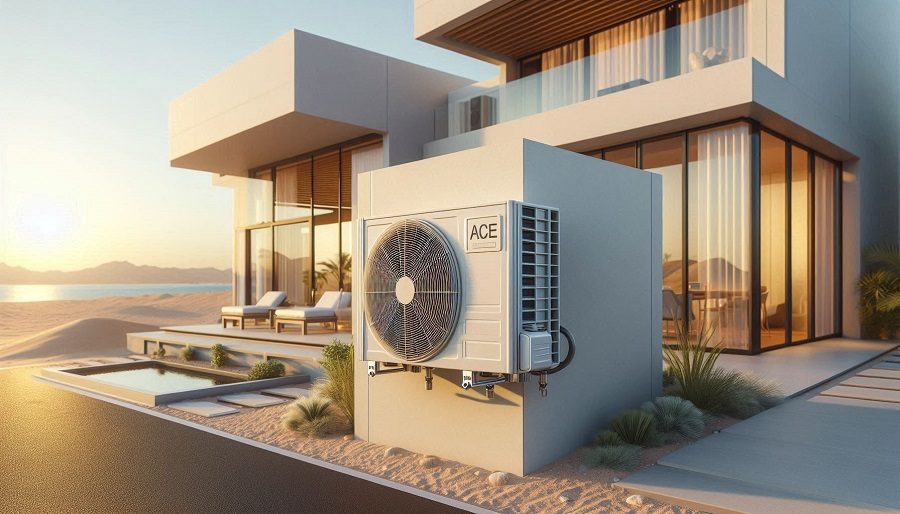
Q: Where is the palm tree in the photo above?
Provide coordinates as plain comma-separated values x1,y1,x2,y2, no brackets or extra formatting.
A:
859,243,900,338
318,252,352,289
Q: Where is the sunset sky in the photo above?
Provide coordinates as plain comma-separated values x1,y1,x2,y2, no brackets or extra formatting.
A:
0,0,496,272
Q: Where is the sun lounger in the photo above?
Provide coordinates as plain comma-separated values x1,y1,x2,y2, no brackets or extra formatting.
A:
274,291,350,334
221,291,287,329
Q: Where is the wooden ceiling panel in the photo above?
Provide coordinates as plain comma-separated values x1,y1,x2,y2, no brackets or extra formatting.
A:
446,0,674,59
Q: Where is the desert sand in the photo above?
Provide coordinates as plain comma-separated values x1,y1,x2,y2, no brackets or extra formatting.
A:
0,291,229,367
3,290,710,512
159,398,730,513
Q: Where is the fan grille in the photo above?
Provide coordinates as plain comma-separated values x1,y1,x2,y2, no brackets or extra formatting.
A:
364,219,461,362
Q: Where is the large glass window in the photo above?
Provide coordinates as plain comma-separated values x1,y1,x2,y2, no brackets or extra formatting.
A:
688,122,752,350
275,159,312,221
643,137,685,339
313,151,341,302
603,145,636,168
248,228,272,305
593,121,840,353
243,137,380,309
760,132,787,348
275,222,310,305
791,146,810,342
814,156,838,337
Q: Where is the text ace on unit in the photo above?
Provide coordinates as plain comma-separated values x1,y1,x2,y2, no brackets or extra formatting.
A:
466,215,502,253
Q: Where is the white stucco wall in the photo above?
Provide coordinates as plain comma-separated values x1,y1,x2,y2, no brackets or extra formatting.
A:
354,140,660,474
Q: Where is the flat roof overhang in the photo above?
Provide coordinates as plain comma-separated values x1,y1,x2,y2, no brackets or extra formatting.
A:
417,0,672,63
169,30,389,177
170,112,379,176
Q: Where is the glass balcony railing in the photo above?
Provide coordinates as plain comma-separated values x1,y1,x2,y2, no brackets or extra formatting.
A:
444,3,746,137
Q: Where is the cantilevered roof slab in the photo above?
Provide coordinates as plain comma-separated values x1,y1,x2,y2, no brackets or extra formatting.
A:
170,30,389,176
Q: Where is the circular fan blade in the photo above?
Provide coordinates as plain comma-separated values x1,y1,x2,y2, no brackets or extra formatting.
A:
364,219,461,362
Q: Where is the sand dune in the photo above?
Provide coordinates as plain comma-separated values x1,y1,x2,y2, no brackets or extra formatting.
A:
0,318,156,367
0,291,229,367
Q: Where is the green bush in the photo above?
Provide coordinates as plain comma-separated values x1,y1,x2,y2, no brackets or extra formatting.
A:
282,397,339,437
858,244,900,338
248,359,286,380
152,346,166,359
314,340,354,423
583,445,641,471
594,430,624,447
210,344,227,368
662,366,675,387
664,321,784,419
641,396,705,442
611,410,659,447
179,346,195,362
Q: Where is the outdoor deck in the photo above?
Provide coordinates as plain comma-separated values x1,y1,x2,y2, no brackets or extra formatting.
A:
126,324,352,379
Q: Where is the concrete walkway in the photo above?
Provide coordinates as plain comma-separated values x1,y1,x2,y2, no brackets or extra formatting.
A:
717,338,897,397
620,342,900,513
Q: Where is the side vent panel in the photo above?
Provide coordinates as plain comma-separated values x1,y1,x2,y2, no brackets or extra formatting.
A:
518,204,560,368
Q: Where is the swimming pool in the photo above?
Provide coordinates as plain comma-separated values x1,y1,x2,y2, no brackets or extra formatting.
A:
41,361,305,406
75,362,242,395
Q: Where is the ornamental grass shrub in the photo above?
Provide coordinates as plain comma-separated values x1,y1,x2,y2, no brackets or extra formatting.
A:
583,444,641,471
313,340,354,424
282,397,342,437
641,396,705,442
179,345,195,362
664,321,783,419
593,430,625,447
611,409,660,447
210,344,227,368
248,359,285,380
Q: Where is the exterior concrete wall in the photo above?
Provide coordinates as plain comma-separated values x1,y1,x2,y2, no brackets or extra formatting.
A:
521,140,662,472
354,140,659,474
170,30,472,175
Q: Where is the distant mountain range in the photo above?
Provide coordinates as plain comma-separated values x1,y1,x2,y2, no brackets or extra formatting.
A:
0,261,231,285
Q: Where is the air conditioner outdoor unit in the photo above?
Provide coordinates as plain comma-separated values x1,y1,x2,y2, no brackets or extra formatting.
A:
360,201,564,393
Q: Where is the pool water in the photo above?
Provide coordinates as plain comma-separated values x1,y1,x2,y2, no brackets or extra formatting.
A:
80,363,242,395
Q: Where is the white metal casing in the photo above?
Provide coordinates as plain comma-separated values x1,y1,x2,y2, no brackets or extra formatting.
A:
360,201,559,374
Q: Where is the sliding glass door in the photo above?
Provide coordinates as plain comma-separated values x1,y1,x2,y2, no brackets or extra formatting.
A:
593,120,841,353
688,123,752,350
242,137,382,309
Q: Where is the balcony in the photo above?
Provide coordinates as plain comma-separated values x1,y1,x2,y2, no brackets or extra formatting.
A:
443,1,746,137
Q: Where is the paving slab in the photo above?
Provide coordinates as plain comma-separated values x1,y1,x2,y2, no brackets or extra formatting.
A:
617,465,877,514
841,376,900,391
99,357,135,364
657,432,900,509
874,361,900,370
218,393,286,408
857,368,900,380
820,385,900,403
723,398,900,458
810,395,900,411
77,360,105,366
260,385,313,399
168,401,238,418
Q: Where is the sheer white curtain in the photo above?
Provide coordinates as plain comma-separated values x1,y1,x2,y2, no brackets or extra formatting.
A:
540,41,584,110
274,223,310,305
680,0,746,72
689,123,752,349
814,157,836,337
589,10,666,94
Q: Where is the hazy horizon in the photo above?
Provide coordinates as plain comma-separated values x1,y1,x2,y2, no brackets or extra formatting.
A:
0,0,497,273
